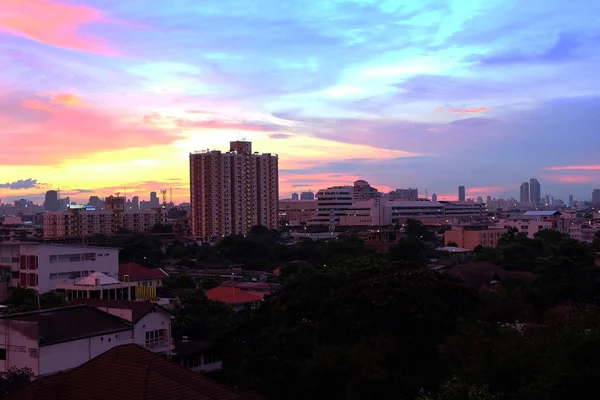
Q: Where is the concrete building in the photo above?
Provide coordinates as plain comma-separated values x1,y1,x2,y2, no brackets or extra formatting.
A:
520,182,530,203
43,207,167,239
458,186,466,201
500,210,563,238
278,200,318,225
0,303,173,377
389,188,419,201
0,243,119,294
189,141,279,240
353,180,380,200
310,186,354,225
57,271,159,301
43,191,59,212
338,198,486,226
0,217,42,243
444,225,508,250
529,178,541,205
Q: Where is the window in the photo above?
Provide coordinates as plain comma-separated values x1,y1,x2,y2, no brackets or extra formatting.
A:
145,329,165,348
29,348,38,358
0,349,5,360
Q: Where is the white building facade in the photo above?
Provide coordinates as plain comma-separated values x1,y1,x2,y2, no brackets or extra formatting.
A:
0,243,119,293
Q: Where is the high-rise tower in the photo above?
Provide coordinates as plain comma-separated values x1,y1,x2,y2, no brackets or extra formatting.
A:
529,178,541,205
520,182,530,203
189,141,279,240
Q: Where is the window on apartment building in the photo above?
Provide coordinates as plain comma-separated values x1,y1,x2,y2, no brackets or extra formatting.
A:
0,349,5,360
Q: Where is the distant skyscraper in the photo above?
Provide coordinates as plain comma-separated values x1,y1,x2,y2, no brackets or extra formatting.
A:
592,189,600,208
132,196,139,210
544,194,550,206
520,182,530,203
150,192,160,208
300,191,315,200
44,190,59,212
432,193,438,202
486,196,492,205
569,194,574,207
291,192,299,200
476,196,483,203
189,141,279,239
458,186,466,201
529,178,541,205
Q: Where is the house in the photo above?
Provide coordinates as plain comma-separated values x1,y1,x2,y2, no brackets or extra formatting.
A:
6,344,265,400
118,262,168,287
171,339,222,373
500,210,564,238
0,305,134,376
206,287,263,312
0,243,119,294
56,271,157,301
72,298,174,355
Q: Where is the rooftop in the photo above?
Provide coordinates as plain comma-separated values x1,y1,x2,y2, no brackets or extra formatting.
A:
119,263,169,282
523,210,561,216
75,272,121,286
71,299,170,324
0,305,131,346
6,344,254,400
206,287,263,304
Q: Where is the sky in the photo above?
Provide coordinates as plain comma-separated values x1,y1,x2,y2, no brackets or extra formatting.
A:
1,0,599,204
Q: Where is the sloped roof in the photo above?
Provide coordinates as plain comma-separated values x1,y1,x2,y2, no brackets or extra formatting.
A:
444,262,533,289
71,299,170,324
206,287,263,304
6,344,251,400
0,305,131,346
523,210,561,216
76,272,120,286
119,263,169,281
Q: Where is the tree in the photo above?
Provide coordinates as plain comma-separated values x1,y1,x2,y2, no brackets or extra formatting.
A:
221,261,479,400
172,291,234,340
593,230,600,252
388,237,429,266
0,367,33,396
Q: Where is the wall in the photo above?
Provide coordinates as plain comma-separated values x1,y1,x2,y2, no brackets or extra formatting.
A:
0,320,40,375
134,309,172,353
38,331,133,375
16,244,119,293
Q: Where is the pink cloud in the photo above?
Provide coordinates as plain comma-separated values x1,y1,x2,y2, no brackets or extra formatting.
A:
0,0,115,55
448,107,491,113
544,165,600,171
544,175,595,184
1,97,181,165
176,119,283,132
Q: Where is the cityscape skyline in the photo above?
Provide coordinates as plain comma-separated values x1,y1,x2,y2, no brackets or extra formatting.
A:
1,0,600,203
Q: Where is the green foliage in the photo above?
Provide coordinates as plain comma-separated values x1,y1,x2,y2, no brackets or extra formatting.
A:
221,260,479,400
3,289,66,314
172,291,235,340
0,367,33,397
388,237,429,266
593,230,600,252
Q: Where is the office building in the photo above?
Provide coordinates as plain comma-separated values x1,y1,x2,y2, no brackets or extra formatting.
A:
529,178,541,205
520,182,530,203
458,186,466,201
353,180,380,200
444,225,508,250
44,190,59,212
310,186,354,225
291,192,299,200
300,191,315,200
432,193,438,202
189,141,279,239
593,189,600,208
545,194,550,206
569,194,574,207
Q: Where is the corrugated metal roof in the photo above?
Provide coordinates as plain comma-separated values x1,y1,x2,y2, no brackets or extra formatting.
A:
523,210,561,216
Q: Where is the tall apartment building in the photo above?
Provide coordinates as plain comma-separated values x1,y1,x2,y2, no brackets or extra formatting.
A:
189,141,279,239
520,182,530,203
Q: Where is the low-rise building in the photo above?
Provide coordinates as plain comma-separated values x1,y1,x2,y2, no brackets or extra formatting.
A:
278,200,318,226
5,344,254,400
500,210,563,238
0,306,134,376
119,263,169,287
444,225,508,250
56,272,157,301
172,339,223,373
206,286,263,312
72,299,174,355
0,243,119,294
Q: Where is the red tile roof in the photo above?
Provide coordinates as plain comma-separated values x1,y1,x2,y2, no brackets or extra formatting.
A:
119,263,169,282
206,287,263,304
7,344,255,400
71,299,171,324
0,306,131,346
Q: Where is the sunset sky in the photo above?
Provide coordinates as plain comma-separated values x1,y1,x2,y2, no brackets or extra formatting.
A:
1,0,599,204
